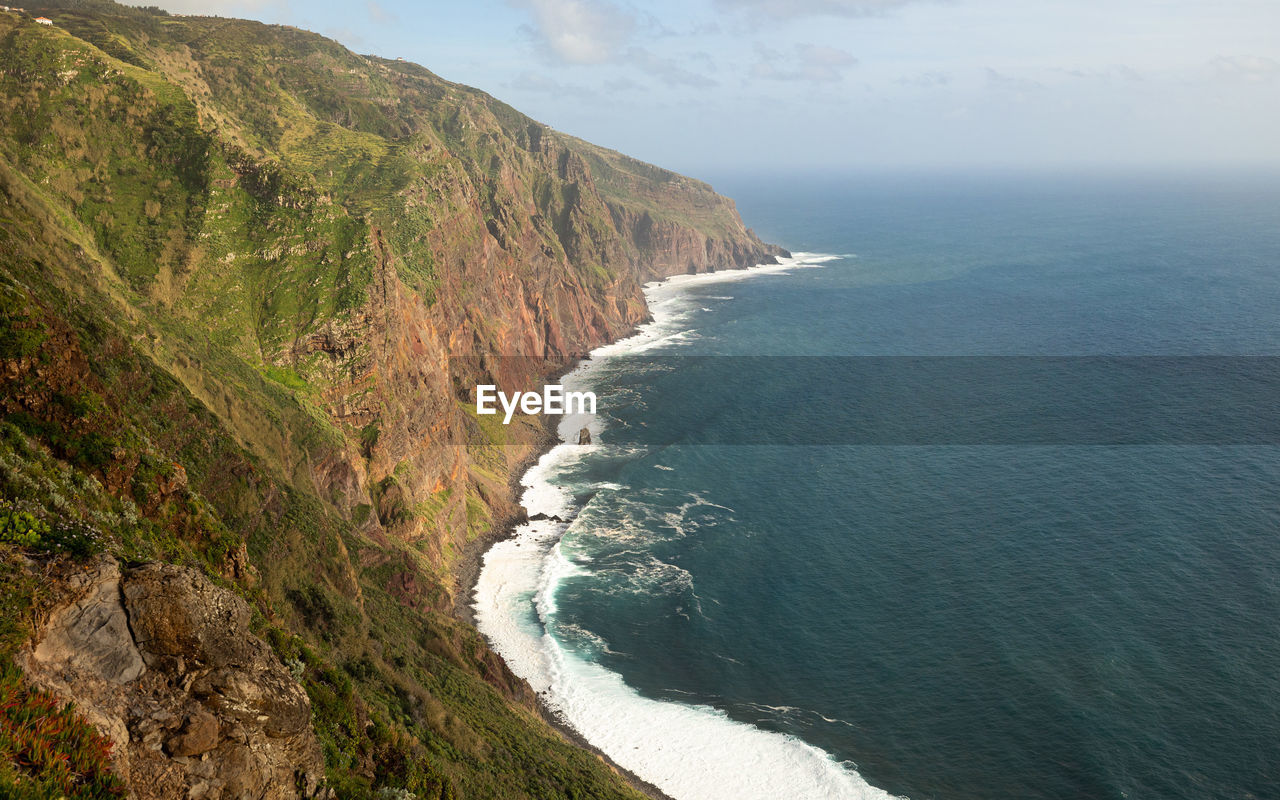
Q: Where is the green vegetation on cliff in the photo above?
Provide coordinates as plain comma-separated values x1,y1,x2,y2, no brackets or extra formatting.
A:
0,1,782,797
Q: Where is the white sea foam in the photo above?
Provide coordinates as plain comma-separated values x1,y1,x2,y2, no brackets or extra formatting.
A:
475,253,903,800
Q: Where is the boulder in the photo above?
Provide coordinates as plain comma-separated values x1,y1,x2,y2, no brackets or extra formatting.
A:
19,559,328,800
167,709,220,757
122,563,255,672
31,558,145,684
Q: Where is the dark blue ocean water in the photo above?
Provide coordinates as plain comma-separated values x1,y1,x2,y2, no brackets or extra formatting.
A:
534,173,1280,800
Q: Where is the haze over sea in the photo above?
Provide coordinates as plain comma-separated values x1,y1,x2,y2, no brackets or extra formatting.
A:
475,171,1280,800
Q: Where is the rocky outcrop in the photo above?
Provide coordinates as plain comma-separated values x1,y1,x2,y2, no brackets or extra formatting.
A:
606,203,783,282
31,560,145,687
19,558,327,800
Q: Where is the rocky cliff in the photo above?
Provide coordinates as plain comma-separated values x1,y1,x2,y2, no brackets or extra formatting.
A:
20,558,326,799
0,1,784,797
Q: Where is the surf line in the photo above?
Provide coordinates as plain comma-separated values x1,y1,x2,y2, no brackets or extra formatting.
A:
474,254,909,800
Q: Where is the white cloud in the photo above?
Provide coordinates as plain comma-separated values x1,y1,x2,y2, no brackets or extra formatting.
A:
366,0,395,25
508,71,601,98
604,77,643,92
514,0,635,64
1209,55,1280,83
897,71,950,87
628,47,718,88
509,0,716,88
751,43,857,83
985,68,1044,93
717,0,930,19
1057,65,1143,83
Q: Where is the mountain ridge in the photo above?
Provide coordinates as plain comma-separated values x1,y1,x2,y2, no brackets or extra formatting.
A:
0,1,784,797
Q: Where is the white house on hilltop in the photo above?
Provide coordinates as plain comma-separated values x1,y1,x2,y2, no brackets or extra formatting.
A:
35,16,52,25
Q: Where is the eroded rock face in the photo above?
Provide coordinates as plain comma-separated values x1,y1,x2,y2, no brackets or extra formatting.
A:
19,559,327,800
124,564,255,673
32,559,144,685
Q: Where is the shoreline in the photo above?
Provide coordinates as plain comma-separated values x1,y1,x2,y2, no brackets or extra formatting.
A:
452,419,555,627
454,255,827,800
449,326,678,800
452,256,805,620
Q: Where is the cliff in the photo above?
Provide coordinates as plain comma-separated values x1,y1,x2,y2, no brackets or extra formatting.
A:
0,1,784,797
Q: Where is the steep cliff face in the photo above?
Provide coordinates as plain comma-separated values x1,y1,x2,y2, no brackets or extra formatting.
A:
0,1,784,797
0,0,781,574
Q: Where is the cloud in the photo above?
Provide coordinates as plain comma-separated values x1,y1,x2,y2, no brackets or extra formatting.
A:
897,71,950,87
366,0,396,25
751,43,857,83
158,0,283,12
1056,65,1143,83
985,68,1044,93
636,10,677,39
513,0,635,64
509,0,715,87
1209,55,1280,83
507,71,601,98
604,77,643,92
628,47,718,88
716,0,929,19
688,50,718,72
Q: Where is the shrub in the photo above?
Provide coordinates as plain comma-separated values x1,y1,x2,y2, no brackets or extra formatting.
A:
0,502,107,558
41,519,108,559
0,505,48,549
0,664,126,798
359,423,380,459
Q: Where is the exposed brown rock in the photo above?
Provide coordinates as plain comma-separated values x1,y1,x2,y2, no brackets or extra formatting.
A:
167,709,219,757
123,564,255,673
19,558,328,800
312,157,786,595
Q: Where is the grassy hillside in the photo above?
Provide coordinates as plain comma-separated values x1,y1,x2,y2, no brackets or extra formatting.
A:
0,1,779,797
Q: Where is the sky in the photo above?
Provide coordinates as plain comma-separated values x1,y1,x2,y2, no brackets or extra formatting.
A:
153,0,1280,175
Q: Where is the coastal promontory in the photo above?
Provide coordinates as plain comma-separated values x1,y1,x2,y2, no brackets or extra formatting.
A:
0,1,781,797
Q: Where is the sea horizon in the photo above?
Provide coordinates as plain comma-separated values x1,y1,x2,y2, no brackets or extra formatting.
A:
6,5,1278,799
474,170,1280,800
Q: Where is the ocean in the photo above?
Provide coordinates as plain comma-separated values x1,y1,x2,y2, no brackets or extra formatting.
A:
474,171,1280,800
